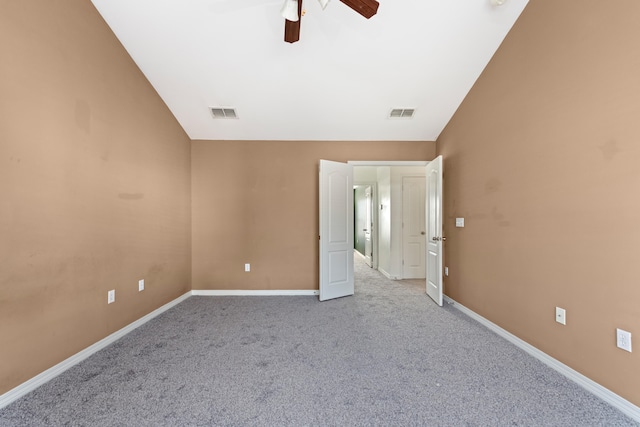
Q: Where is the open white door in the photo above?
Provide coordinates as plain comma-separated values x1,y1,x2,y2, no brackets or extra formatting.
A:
425,156,443,306
319,160,354,301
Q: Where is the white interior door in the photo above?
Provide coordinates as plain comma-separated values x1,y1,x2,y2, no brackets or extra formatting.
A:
425,156,443,306
319,160,354,301
364,186,373,267
402,176,426,279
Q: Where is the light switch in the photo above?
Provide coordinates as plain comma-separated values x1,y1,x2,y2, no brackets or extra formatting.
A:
456,218,465,227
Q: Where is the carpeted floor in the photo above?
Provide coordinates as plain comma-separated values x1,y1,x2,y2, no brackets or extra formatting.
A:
1,256,638,426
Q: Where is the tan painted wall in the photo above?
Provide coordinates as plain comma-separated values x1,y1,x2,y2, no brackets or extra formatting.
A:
192,140,435,291
437,1,640,405
0,1,191,394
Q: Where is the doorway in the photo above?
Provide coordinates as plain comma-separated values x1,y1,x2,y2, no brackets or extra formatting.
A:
353,163,427,280
320,159,443,305
354,184,375,268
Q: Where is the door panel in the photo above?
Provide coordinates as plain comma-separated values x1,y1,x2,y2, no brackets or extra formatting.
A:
402,176,426,278
425,156,443,306
319,160,354,301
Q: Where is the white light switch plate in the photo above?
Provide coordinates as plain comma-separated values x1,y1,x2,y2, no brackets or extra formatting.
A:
456,218,464,227
108,290,115,304
138,279,144,292
555,307,566,325
245,263,250,272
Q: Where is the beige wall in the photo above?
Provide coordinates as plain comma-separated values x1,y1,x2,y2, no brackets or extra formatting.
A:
437,0,640,405
0,1,191,394
192,140,435,291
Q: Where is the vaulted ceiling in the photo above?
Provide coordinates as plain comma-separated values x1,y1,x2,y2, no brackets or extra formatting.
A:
91,0,529,141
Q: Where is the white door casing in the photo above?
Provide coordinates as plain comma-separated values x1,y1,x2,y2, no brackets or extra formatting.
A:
319,160,354,301
425,156,444,306
402,176,426,279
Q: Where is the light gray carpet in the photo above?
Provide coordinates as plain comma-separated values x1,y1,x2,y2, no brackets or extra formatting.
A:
1,256,638,426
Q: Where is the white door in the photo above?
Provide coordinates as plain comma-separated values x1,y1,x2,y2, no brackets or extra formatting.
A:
425,156,443,306
402,176,426,279
364,186,373,267
319,160,354,301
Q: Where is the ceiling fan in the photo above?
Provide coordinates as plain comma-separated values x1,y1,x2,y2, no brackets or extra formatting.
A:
280,0,379,43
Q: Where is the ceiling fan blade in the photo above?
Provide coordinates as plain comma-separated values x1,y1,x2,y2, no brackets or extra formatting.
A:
339,0,378,19
284,0,302,43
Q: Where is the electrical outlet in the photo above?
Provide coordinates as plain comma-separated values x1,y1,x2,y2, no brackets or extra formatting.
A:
107,290,115,304
616,329,632,352
245,263,250,272
555,307,566,325
444,266,449,276
138,279,144,292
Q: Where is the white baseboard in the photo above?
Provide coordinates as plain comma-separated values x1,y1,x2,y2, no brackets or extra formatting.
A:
0,291,192,410
192,289,319,296
444,296,640,423
377,267,399,280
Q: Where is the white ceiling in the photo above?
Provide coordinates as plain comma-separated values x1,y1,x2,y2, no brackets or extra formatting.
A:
91,0,528,141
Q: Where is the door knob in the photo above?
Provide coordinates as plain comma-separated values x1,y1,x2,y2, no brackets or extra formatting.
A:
363,229,368,232
421,231,426,235
432,237,438,241
442,237,446,242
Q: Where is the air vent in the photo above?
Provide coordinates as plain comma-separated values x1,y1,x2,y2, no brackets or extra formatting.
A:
389,108,415,119
210,107,238,119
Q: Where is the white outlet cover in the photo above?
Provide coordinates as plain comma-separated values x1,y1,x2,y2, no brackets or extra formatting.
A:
138,279,144,292
555,307,566,325
444,266,449,276
616,328,632,352
108,290,115,304
456,218,464,227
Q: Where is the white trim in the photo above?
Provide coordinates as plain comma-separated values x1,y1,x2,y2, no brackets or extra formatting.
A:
377,267,399,280
349,161,429,166
444,296,640,423
192,289,319,296
0,291,192,410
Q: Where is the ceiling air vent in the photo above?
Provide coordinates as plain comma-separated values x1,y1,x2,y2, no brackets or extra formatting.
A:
389,108,415,119
210,107,238,119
